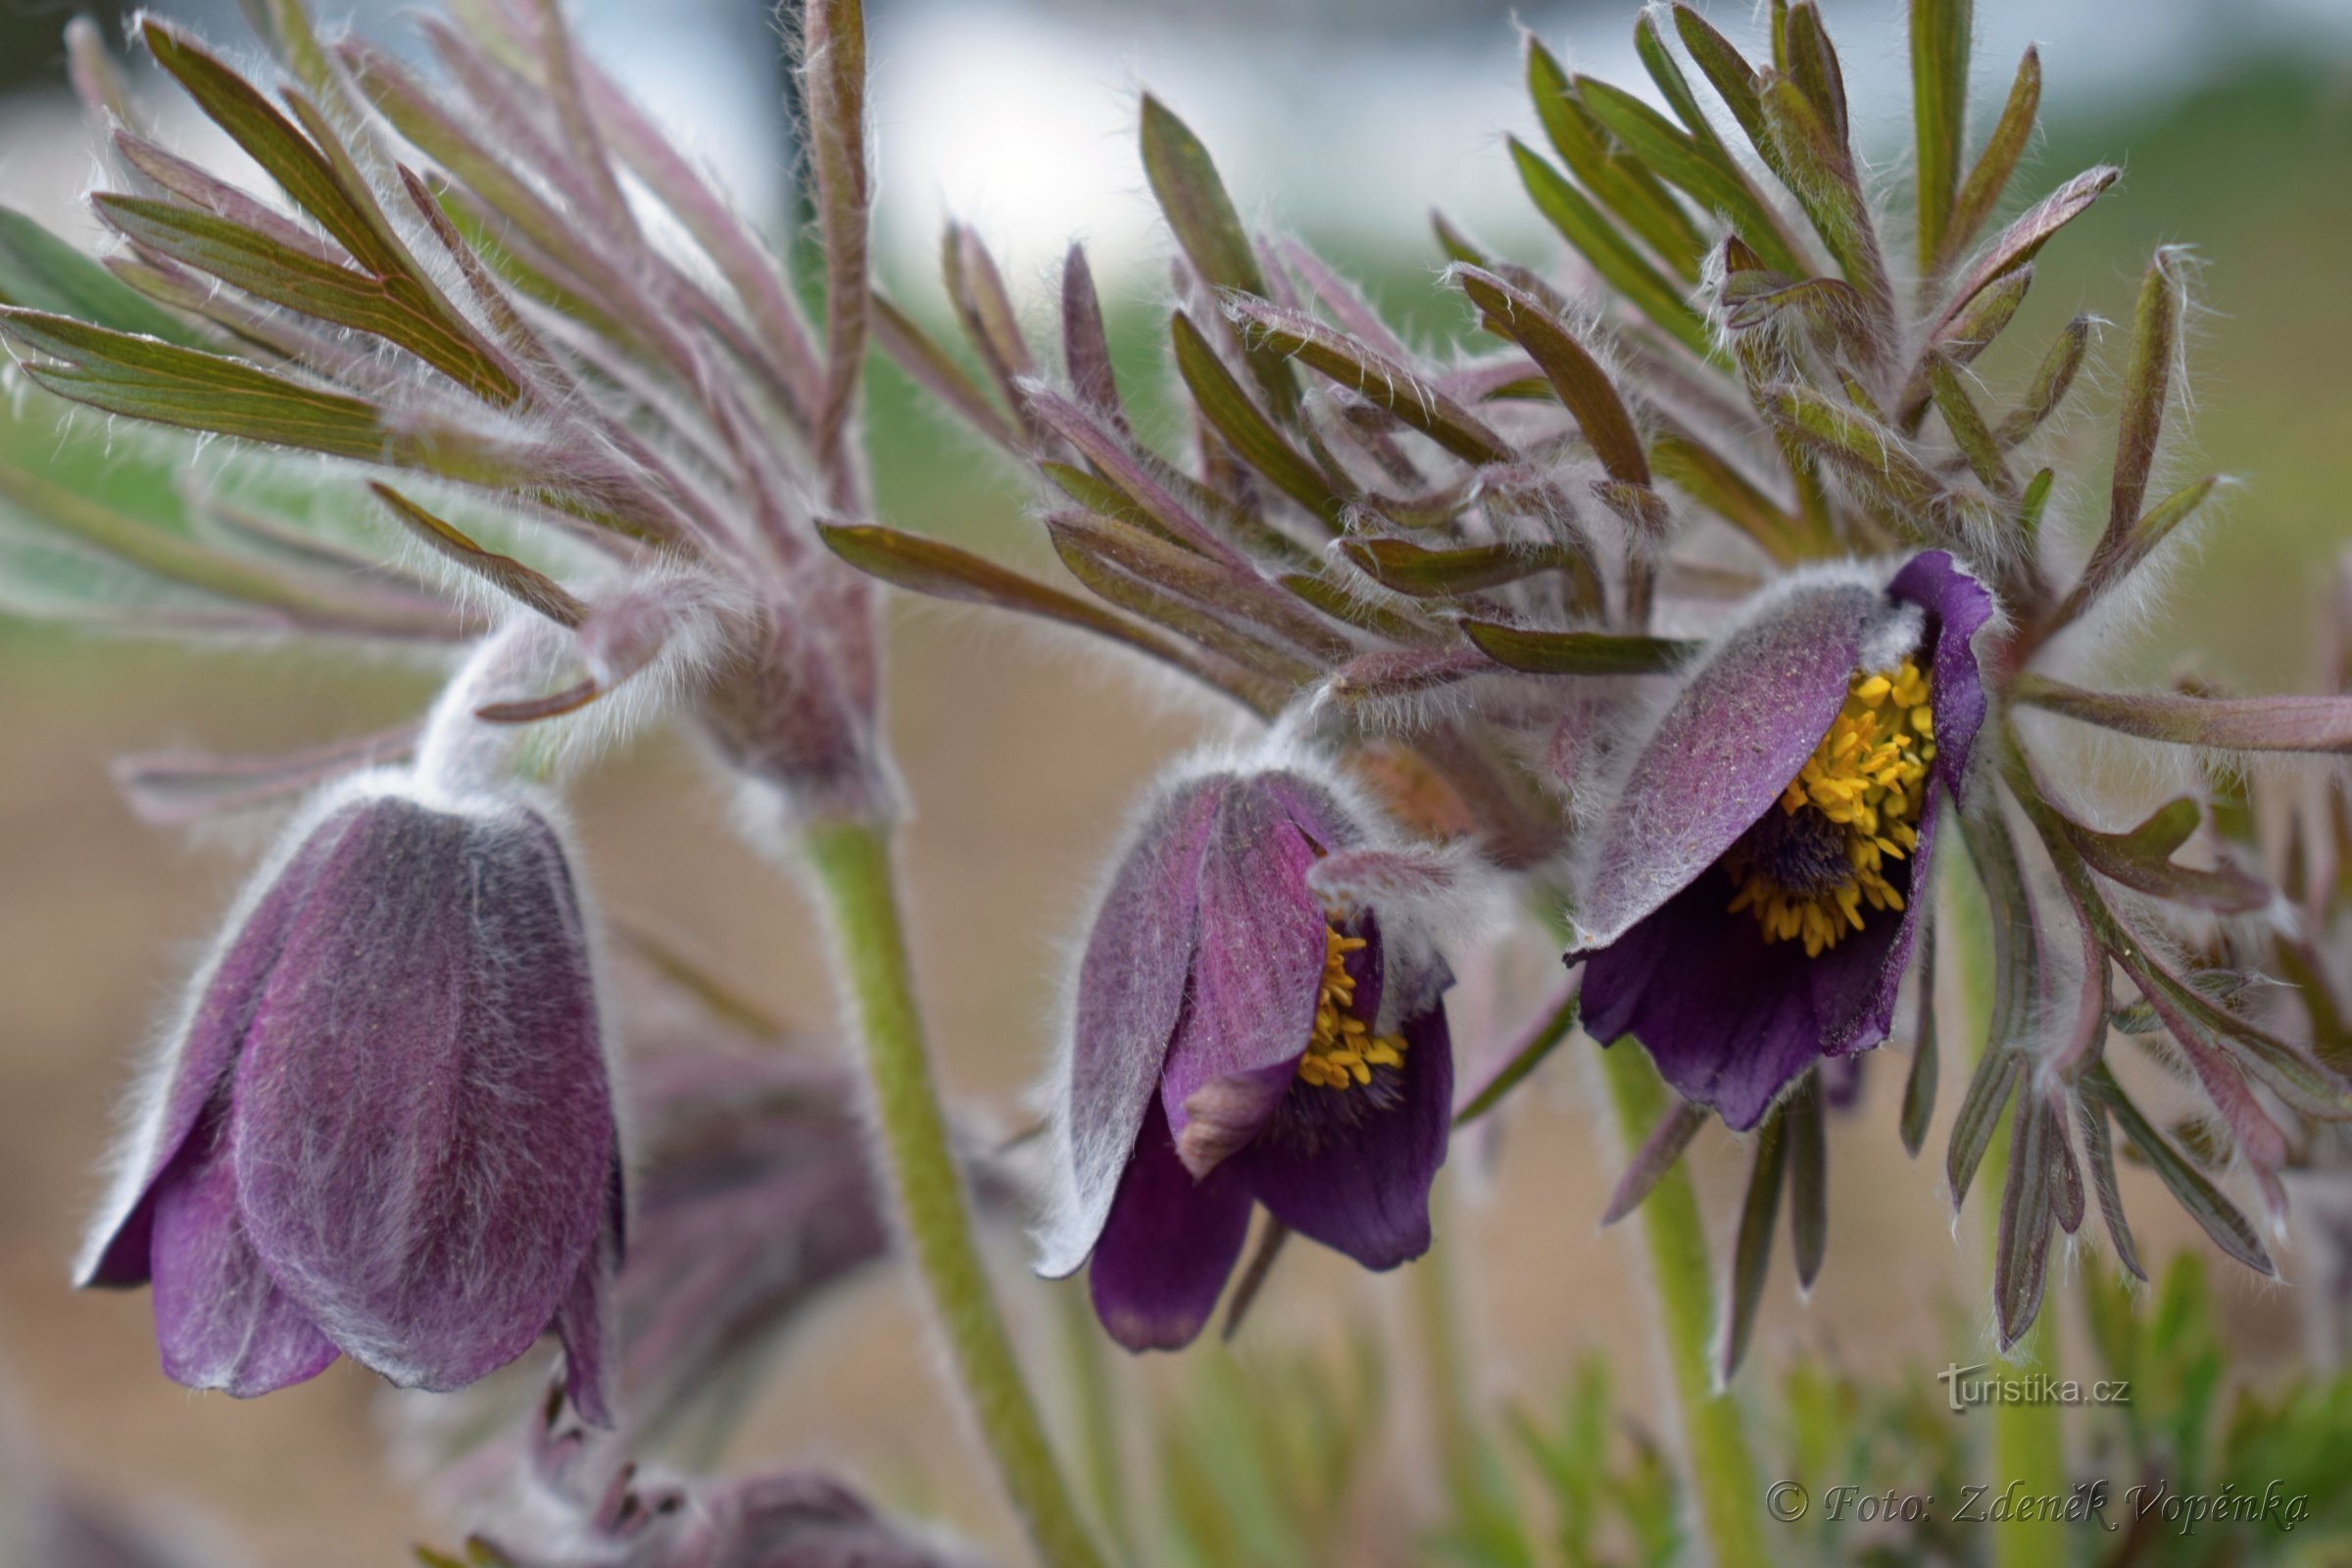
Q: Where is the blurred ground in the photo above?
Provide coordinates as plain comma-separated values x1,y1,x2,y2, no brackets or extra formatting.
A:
1,32,2349,1568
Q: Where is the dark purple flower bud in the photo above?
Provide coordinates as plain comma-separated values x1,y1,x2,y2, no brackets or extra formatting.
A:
76,780,621,1421
1037,760,1456,1351
1568,552,1996,1131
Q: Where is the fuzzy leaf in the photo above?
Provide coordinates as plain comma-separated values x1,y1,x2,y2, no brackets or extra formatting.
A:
2076,1100,2144,1280
1787,1071,1827,1290
1507,139,1712,359
1455,985,1581,1128
1909,0,1972,271
1757,72,1890,327
869,292,1018,450
2057,796,2269,913
1450,266,1649,488
1140,94,1295,417
1902,914,1939,1156
1343,539,1578,599
2082,1065,2273,1276
1723,1107,1787,1381
0,207,202,343
1598,1100,1706,1226
1671,5,1770,156
1996,316,2091,449
1456,620,1696,674
1946,1048,2020,1210
1061,243,1126,430
1941,47,2041,273
1222,296,1512,466
1171,311,1342,527
1649,436,1806,563
1994,1089,2057,1348
370,484,583,627
95,195,516,403
2015,675,2352,755
1527,39,1705,281
1574,77,1804,279
1932,166,2117,336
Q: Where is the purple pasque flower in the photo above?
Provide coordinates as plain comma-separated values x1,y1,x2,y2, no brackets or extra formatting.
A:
1035,758,1457,1351
76,775,620,1422
1566,552,1996,1132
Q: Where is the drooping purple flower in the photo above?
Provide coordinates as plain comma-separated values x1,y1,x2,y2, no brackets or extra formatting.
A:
1036,761,1456,1351
1567,552,1996,1131
77,779,621,1421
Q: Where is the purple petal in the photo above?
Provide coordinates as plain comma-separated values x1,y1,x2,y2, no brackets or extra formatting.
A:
1887,550,1996,799
1158,781,1331,1146
1036,774,1227,1279
1581,865,1904,1130
78,806,347,1288
148,1117,337,1397
1089,1097,1252,1351
1236,999,1452,1269
1570,577,1881,951
230,797,612,1393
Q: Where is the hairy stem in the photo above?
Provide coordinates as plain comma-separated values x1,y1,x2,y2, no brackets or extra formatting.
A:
803,820,1107,1568
1597,1042,1773,1568
1944,845,2069,1568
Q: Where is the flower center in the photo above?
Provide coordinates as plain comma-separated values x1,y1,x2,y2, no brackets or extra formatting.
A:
1726,658,1936,956
1296,922,1408,1091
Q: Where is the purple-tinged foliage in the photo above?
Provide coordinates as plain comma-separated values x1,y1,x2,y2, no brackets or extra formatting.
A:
1039,761,1455,1350
1574,554,1995,1131
79,780,619,1420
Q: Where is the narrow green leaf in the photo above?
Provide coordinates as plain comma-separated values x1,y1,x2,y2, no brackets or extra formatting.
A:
1507,138,1711,359
1995,316,2091,448
1223,296,1513,465
1783,3,1851,149
1649,434,1806,563
1723,1108,1787,1381
2063,476,2222,625
1901,912,1938,1155
1343,538,1573,598
1574,77,1805,277
2076,1100,2145,1281
95,195,517,403
1140,94,1295,417
2013,675,2352,755
868,291,1018,450
1170,311,1343,528
1454,985,1581,1127
1910,0,1972,271
1931,166,2117,335
0,208,202,344
2082,250,2186,594
1946,1048,2020,1211
805,0,869,473
815,520,1235,694
2082,1064,2273,1276
370,483,583,627
1757,73,1891,326
1451,266,1649,486
1940,46,2040,273
1927,357,2013,497
1456,620,1696,674
1528,38,1705,281
1994,1088,2058,1348
1787,1071,1827,1290
1598,1100,1707,1225
1670,5,1771,158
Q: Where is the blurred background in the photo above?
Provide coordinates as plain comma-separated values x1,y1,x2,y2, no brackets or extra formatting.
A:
2,0,2350,1561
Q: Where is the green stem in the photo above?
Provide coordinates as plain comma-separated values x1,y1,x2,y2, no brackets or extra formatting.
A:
1943,844,2068,1568
1597,1043,1773,1568
803,820,1106,1568
1056,1279,1133,1560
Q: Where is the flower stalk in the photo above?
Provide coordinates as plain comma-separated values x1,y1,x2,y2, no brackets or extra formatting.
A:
1596,1041,1771,1568
801,820,1105,1568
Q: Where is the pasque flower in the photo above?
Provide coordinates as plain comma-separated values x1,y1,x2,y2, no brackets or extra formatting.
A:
1566,553,1995,1131
76,776,620,1421
1035,760,1456,1350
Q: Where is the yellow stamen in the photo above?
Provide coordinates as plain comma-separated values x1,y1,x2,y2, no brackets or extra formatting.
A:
1725,657,1935,954
1296,919,1410,1092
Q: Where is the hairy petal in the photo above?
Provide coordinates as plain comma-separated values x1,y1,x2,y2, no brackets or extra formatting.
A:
1036,775,1226,1279
230,796,612,1393
1570,577,1880,951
